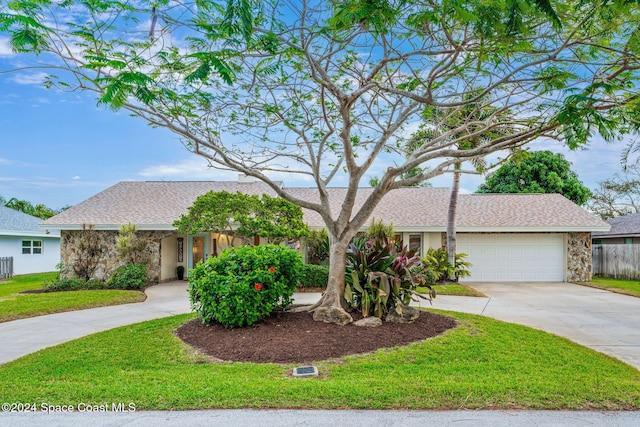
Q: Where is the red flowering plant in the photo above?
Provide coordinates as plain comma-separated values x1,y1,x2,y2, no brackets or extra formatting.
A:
188,245,302,328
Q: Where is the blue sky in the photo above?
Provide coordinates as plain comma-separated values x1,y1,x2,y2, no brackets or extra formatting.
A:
0,38,632,211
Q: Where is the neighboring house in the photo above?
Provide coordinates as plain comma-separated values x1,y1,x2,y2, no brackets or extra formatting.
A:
592,213,640,245
42,179,609,284
0,205,61,275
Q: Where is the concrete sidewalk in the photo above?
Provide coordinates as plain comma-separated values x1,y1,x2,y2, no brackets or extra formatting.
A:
2,409,640,427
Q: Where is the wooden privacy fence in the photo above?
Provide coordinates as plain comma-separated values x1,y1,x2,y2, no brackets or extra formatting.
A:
0,257,13,280
593,244,640,280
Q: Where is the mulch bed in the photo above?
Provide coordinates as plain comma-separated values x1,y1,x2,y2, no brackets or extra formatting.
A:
176,310,457,364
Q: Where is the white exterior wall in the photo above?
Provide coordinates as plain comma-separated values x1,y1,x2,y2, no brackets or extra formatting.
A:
160,234,181,282
0,235,61,275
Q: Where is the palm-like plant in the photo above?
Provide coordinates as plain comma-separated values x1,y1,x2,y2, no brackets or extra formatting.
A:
406,92,514,278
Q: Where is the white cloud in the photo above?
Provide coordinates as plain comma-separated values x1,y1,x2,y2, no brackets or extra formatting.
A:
0,37,13,57
9,72,48,85
138,157,237,180
0,158,11,165
138,155,317,186
72,176,81,180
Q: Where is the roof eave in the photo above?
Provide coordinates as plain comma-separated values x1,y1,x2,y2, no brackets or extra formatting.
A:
456,226,611,232
40,224,177,231
0,230,60,237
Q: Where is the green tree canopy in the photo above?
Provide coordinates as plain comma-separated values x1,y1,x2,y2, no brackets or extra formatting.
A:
2,197,57,219
2,0,639,324
476,151,591,205
173,191,309,245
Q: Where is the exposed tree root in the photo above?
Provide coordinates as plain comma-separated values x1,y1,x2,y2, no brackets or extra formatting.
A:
287,299,322,313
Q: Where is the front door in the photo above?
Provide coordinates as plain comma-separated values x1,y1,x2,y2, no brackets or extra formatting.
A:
189,234,209,269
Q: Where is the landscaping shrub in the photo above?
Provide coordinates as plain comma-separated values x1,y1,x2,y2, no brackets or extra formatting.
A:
42,278,104,292
188,245,303,328
302,228,330,265
299,264,329,289
345,236,435,318
422,248,472,283
107,264,148,289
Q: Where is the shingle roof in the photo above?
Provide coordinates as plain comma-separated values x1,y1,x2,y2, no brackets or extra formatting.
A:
42,181,609,232
43,181,279,228
0,205,59,236
592,213,640,238
288,187,608,230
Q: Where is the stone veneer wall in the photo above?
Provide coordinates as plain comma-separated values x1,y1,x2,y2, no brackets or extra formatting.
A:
60,230,175,283
566,232,592,282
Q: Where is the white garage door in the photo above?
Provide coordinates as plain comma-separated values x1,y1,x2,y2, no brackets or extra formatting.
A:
457,233,565,282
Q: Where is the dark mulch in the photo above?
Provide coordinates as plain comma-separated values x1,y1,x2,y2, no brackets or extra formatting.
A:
176,310,457,364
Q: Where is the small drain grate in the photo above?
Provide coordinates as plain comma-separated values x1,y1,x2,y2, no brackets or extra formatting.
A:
292,366,318,377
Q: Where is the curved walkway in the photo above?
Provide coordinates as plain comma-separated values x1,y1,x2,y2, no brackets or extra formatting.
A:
1,282,640,371
2,282,640,425
0,282,191,365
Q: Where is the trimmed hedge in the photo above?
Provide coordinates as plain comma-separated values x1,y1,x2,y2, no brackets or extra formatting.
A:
107,264,148,289
299,263,329,288
42,278,104,292
188,245,303,328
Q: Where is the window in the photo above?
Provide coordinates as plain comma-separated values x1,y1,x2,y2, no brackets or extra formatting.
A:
594,239,602,245
22,240,43,255
626,237,633,245
409,234,422,254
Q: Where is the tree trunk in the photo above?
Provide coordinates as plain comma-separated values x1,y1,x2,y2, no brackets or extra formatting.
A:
447,167,461,281
311,237,353,325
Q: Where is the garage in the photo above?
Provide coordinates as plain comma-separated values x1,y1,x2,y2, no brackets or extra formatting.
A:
457,233,565,282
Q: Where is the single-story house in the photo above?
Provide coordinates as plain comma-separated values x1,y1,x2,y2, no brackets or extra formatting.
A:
41,178,609,283
592,213,640,245
0,205,61,276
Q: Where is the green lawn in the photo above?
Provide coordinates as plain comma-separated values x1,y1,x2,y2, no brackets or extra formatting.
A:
576,277,640,298
0,272,146,323
419,284,486,297
0,310,638,410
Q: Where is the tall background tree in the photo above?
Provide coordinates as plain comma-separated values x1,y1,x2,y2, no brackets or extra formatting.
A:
1,196,57,219
2,0,639,324
476,151,592,205
587,168,640,219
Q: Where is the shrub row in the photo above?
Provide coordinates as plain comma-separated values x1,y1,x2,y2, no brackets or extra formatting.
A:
42,264,148,292
298,264,329,288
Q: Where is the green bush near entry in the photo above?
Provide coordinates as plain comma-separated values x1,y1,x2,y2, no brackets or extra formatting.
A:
188,245,302,328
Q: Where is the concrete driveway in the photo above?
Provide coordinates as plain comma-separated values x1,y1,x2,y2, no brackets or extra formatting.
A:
2,281,640,372
450,282,640,370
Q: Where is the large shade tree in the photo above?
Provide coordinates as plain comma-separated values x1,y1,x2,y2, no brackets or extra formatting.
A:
1,0,639,324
